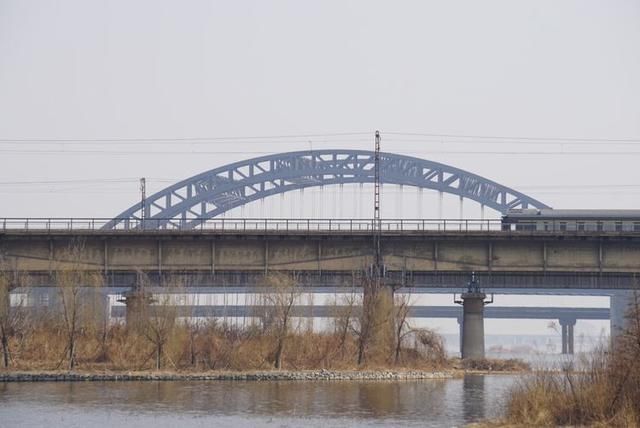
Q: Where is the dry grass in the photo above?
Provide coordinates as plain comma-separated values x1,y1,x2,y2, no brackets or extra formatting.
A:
0,269,453,373
502,293,640,427
1,317,449,373
461,358,530,372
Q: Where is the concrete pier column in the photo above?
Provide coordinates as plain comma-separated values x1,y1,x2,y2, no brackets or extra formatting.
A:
610,291,634,340
569,323,574,354
459,291,487,359
559,318,576,355
117,286,155,331
457,316,463,354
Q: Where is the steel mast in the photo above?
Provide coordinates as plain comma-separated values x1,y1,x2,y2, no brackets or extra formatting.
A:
373,131,383,283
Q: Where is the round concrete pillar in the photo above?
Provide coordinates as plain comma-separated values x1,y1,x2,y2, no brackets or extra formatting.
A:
460,292,486,359
118,289,154,332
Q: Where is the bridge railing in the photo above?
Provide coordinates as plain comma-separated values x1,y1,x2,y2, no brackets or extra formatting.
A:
2,217,639,233
0,217,509,232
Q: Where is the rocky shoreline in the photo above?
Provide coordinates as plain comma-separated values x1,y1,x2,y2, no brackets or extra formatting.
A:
0,369,452,382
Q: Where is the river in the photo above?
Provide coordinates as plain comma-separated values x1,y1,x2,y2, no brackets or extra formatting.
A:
0,374,517,427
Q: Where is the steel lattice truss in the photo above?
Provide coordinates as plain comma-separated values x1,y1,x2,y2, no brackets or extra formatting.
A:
104,150,550,229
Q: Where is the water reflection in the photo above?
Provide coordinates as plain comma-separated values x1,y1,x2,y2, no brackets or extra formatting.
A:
463,374,486,421
0,375,515,427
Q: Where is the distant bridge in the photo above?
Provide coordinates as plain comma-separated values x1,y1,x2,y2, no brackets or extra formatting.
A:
109,304,609,321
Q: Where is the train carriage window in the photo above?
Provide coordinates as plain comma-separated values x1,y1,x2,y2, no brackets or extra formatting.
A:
634,222,640,232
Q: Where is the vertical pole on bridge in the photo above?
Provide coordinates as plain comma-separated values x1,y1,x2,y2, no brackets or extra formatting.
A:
140,178,146,229
372,131,384,285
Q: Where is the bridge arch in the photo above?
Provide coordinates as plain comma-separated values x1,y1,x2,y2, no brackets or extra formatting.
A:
105,150,550,229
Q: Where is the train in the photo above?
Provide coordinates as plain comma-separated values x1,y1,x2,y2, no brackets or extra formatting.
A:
501,209,640,232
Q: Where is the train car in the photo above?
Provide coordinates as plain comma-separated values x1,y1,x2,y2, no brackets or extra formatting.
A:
501,209,640,232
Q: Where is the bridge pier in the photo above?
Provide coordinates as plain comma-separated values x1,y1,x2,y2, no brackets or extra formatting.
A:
459,291,487,359
610,291,634,340
117,286,154,332
559,317,576,355
454,275,493,360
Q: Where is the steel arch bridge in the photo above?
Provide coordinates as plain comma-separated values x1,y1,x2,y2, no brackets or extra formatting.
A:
104,150,550,229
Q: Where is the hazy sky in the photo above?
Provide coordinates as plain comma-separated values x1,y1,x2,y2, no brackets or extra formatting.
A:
1,0,639,218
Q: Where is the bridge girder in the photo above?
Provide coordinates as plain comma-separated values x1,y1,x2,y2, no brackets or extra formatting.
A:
104,150,550,229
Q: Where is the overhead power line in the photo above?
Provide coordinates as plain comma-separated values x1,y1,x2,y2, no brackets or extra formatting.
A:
0,178,140,185
385,131,640,143
2,149,640,156
0,131,639,145
0,132,371,144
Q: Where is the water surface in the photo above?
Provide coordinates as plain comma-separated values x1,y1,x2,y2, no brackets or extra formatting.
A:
0,375,515,427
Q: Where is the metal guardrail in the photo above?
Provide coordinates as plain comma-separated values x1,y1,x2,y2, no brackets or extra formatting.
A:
1,217,640,233
0,217,504,232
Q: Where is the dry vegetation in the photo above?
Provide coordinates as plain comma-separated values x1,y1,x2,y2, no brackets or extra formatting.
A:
461,357,529,372
502,292,640,427
0,307,448,373
0,252,448,372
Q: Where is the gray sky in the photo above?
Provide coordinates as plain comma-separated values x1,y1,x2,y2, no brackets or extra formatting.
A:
1,0,639,218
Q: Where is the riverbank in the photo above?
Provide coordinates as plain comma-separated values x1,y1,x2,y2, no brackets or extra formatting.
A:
0,368,454,382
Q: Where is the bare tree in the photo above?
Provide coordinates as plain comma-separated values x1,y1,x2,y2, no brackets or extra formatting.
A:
393,293,413,365
354,275,393,366
415,328,446,364
331,290,358,360
137,273,177,370
0,255,25,368
54,241,103,370
176,282,204,369
143,300,176,370
261,273,300,369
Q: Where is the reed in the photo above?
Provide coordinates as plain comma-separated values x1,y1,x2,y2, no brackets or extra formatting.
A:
503,292,640,427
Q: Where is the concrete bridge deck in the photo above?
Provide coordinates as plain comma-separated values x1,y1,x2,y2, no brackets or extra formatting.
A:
3,225,640,290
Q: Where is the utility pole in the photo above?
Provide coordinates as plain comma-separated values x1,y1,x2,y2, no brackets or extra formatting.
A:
140,177,146,228
372,130,383,284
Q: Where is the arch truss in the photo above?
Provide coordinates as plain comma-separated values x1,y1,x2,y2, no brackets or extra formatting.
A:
104,150,550,229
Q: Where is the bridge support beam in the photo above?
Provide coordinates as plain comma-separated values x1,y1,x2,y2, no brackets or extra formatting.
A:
459,292,487,359
559,318,576,355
